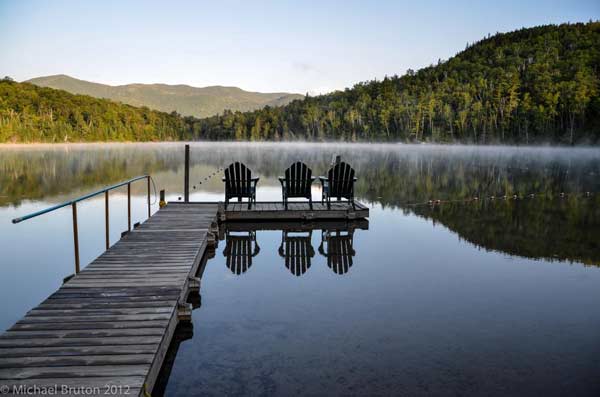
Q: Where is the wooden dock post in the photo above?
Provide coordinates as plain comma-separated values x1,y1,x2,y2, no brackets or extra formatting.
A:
71,202,80,274
105,190,110,249
184,144,190,203
147,175,151,218
127,182,132,231
159,189,167,208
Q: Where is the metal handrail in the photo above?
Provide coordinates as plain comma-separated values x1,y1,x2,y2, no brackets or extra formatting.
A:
12,175,150,224
11,175,152,274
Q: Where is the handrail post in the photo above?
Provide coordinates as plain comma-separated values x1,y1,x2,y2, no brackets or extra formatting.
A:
159,189,166,208
127,183,132,232
72,202,80,274
105,191,110,250
184,144,190,203
147,176,151,218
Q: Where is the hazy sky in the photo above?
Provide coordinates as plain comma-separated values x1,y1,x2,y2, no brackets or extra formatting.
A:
1,0,599,94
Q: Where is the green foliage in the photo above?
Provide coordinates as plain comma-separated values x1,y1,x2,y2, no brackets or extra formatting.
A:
4,22,599,144
0,80,191,142
198,22,600,144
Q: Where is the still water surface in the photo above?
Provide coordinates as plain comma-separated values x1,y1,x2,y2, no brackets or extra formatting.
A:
1,143,599,396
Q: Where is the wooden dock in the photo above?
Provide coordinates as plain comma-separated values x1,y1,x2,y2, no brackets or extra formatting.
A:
218,200,369,221
0,204,218,397
0,199,368,396
221,218,369,233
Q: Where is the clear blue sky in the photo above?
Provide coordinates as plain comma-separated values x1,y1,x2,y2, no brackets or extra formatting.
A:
1,0,598,94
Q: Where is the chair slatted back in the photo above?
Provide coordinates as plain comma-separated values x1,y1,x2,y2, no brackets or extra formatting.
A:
283,236,313,276
284,162,312,197
224,235,253,275
324,231,355,275
224,162,252,197
328,162,355,199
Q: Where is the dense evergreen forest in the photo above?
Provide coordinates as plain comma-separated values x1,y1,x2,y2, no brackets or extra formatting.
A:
0,79,191,142
196,22,600,144
1,22,599,144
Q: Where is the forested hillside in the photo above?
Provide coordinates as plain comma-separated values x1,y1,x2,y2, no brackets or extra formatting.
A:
2,22,599,144
0,79,192,142
197,22,600,144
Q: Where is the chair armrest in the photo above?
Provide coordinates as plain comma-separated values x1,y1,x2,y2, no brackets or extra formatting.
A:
278,176,285,186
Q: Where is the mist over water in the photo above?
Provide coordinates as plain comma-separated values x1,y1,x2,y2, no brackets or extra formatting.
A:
1,143,599,396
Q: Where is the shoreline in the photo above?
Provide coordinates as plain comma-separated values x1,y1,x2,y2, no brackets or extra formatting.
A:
1,141,600,151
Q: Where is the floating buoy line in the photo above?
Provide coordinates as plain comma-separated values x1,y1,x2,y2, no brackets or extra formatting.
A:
399,190,598,208
189,167,225,191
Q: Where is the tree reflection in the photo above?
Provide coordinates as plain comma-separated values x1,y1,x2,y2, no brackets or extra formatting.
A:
2,144,598,265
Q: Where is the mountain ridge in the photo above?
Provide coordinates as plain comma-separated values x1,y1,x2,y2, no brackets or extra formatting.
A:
25,74,303,118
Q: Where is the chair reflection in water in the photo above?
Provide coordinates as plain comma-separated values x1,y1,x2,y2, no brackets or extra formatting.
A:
278,231,315,276
318,229,356,274
223,231,260,275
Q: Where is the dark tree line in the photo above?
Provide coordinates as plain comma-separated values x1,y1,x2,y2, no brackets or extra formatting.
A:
0,78,191,143
195,22,600,144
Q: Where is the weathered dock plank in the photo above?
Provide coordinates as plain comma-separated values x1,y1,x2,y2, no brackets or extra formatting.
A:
0,203,218,397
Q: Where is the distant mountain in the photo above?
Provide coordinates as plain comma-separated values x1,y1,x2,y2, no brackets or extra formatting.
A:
26,75,303,118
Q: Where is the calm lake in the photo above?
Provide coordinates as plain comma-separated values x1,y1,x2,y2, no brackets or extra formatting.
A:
1,143,600,396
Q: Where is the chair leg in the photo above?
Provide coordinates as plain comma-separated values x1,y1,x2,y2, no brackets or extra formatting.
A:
224,197,228,209
309,196,313,210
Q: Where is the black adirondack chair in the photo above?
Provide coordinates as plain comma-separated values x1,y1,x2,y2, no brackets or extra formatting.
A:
278,162,315,209
278,231,315,276
222,162,259,209
319,161,357,209
318,229,356,275
222,231,260,275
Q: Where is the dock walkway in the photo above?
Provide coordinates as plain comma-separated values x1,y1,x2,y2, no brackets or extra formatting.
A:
0,200,368,396
0,204,218,397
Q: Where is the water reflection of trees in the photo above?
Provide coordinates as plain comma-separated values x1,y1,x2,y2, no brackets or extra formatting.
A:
415,196,600,266
2,144,599,265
